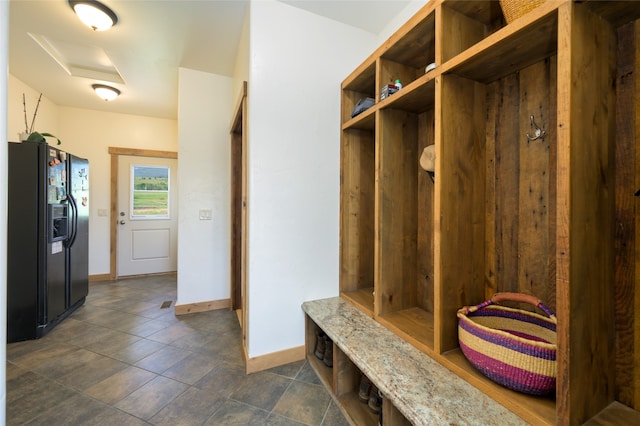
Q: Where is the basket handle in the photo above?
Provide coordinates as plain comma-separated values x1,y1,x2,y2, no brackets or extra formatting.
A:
491,292,556,319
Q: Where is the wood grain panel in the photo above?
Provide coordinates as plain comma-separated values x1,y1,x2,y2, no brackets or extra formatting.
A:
379,58,422,90
342,61,376,96
381,10,436,70
440,4,489,63
482,56,558,310
107,147,178,158
490,73,520,296
341,288,374,318
437,74,487,352
484,75,498,300
635,19,640,413
377,109,419,315
557,3,617,423
547,56,558,316
444,0,505,29
583,401,640,426
378,307,435,352
518,59,553,307
556,4,572,421
340,129,375,296
417,110,435,313
614,20,636,409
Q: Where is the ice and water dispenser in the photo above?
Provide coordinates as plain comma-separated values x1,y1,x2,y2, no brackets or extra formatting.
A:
49,204,68,242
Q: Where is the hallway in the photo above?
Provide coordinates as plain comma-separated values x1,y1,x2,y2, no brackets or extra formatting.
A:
6,275,348,425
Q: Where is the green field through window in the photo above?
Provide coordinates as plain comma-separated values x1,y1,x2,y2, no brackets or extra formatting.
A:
132,166,170,218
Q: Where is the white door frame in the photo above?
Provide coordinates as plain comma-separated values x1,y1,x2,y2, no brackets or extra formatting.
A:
108,147,178,280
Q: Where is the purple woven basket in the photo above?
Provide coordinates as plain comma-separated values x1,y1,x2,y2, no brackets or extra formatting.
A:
457,292,557,396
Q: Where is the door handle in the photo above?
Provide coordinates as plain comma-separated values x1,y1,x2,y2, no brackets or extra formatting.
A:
119,220,126,225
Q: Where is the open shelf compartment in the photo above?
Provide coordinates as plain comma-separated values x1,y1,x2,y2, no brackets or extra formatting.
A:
379,9,436,91
305,315,334,392
375,104,435,352
436,48,558,424
439,0,506,64
305,314,381,425
334,349,379,426
342,61,377,127
442,2,559,83
340,125,375,315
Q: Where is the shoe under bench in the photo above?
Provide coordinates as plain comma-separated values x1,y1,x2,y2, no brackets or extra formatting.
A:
302,297,526,426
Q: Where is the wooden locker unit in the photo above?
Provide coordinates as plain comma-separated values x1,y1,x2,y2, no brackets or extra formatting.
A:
326,1,640,424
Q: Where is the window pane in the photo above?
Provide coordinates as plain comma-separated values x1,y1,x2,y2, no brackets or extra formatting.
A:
131,165,170,219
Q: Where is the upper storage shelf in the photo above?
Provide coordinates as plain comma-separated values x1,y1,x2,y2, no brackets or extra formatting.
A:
379,11,436,87
442,2,558,83
342,3,437,128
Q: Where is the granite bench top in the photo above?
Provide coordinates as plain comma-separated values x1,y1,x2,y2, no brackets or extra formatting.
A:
302,297,527,426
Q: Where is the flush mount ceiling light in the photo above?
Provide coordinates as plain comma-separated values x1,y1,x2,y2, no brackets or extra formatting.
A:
69,0,118,31
92,84,120,101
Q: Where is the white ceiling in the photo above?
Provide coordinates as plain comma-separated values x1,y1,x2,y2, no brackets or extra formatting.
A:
9,0,409,120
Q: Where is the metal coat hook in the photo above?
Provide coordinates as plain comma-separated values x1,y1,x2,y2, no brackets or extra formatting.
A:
526,115,546,141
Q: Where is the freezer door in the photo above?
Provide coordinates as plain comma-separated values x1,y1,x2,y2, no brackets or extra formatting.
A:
7,141,48,341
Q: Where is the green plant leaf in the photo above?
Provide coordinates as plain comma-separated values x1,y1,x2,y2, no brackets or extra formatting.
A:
27,131,61,145
26,132,45,143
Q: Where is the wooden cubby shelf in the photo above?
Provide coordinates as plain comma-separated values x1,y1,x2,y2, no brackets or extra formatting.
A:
324,0,640,425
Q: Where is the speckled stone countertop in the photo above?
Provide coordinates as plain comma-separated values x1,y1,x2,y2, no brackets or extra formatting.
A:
302,297,527,426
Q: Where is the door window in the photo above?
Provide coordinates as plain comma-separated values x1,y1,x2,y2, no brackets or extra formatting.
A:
130,165,170,219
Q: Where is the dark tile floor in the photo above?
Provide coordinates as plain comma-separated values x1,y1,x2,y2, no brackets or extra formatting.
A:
6,275,349,426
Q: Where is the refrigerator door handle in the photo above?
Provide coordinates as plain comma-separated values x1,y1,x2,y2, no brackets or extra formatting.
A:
65,194,79,248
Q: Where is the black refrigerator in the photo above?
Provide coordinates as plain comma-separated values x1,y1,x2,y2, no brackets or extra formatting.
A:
7,140,90,343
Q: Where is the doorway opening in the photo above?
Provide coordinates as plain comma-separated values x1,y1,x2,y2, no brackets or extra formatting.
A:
230,82,247,336
108,147,178,279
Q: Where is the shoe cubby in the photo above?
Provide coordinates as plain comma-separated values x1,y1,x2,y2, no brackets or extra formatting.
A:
305,314,384,425
305,316,334,392
334,358,379,426
337,1,640,425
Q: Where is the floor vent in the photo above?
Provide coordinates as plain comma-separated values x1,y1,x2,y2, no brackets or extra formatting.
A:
160,301,172,309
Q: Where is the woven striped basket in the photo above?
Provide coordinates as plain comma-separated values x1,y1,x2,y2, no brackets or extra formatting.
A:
457,292,557,396
499,0,545,24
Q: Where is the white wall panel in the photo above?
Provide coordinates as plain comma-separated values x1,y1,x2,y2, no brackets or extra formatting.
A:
245,0,378,357
177,68,233,305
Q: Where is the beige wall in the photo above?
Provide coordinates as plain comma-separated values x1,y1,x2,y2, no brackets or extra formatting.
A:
7,75,59,142
7,74,178,276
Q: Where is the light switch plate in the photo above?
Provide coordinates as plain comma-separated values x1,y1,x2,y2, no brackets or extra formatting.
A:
199,209,212,220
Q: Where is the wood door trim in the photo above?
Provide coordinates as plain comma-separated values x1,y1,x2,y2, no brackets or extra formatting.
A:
230,82,248,348
108,147,178,159
109,147,178,279
230,81,247,134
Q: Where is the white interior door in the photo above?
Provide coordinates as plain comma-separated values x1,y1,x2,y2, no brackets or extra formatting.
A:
117,155,178,277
